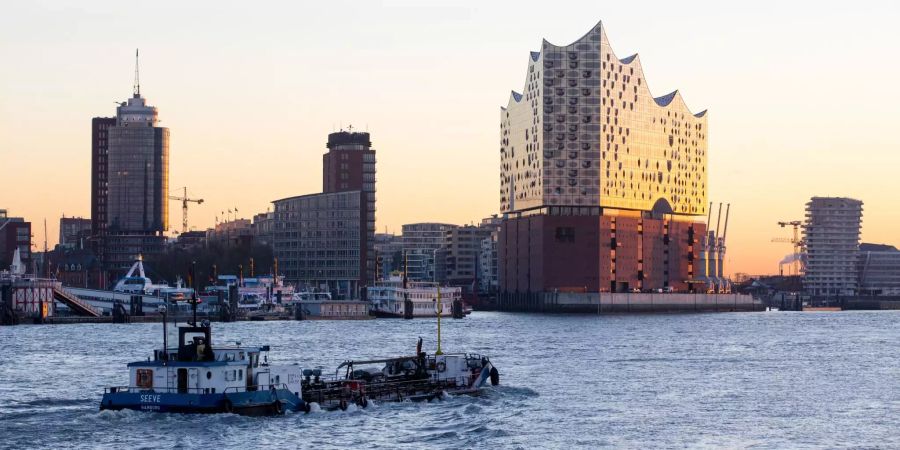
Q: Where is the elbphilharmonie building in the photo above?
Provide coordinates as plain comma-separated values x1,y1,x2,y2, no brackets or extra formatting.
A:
499,21,710,298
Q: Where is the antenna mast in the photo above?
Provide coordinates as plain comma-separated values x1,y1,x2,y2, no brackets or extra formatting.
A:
133,49,140,97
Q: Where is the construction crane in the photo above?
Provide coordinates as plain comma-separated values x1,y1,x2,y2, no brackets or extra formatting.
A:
772,220,804,276
169,187,204,234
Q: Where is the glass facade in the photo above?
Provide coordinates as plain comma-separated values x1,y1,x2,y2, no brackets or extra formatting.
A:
272,191,364,299
500,21,707,217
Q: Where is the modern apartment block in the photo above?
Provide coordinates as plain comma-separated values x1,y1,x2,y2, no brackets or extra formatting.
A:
273,191,364,299
401,223,457,281
373,233,403,280
443,225,496,289
272,130,377,299
478,231,499,293
498,20,708,298
803,197,863,297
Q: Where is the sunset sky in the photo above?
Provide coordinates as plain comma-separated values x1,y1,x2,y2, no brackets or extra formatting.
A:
2,0,899,276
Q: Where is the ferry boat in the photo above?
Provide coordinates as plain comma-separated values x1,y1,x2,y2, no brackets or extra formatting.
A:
113,256,194,300
367,276,462,318
100,310,307,416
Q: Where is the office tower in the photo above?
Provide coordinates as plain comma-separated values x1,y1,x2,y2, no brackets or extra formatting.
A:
102,51,169,273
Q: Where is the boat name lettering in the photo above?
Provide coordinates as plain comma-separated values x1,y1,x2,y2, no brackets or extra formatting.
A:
140,394,161,403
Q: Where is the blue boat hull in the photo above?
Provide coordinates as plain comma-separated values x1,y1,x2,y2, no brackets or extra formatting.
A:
100,388,305,416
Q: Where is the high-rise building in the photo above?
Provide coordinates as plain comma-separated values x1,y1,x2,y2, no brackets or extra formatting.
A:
322,130,376,284
271,130,377,299
498,20,708,299
803,197,863,297
0,209,31,270
102,53,169,274
91,117,116,241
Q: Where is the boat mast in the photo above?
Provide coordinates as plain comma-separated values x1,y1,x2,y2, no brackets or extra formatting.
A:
436,285,443,355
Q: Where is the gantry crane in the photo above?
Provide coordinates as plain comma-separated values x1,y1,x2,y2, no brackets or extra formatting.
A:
771,220,804,275
169,187,204,234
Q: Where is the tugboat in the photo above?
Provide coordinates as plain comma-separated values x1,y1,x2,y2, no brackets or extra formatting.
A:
99,306,307,415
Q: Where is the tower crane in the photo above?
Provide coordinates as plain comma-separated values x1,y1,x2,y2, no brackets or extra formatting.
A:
771,220,804,276
169,187,204,234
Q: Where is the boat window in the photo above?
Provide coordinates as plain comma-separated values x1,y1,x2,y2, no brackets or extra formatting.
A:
238,369,243,381
136,369,153,388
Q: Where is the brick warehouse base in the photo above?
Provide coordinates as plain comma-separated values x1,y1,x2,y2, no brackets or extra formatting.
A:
499,212,706,295
499,291,762,313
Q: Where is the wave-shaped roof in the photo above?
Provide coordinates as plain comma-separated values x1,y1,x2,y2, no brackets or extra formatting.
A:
504,20,707,118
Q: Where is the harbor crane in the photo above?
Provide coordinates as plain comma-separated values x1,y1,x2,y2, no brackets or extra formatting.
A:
772,220,804,276
169,187,204,234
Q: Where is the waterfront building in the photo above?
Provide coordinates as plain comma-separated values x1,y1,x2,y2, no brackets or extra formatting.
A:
802,197,863,297
101,55,169,275
0,210,31,269
444,222,498,293
373,233,403,280
401,223,457,281
271,130,377,299
478,231,499,294
273,191,364,299
858,243,900,296
59,216,91,249
498,20,708,299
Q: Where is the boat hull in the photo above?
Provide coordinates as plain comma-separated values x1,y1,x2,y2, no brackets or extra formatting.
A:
99,388,305,416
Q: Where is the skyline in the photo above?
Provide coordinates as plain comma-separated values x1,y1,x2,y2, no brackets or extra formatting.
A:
3,1,900,276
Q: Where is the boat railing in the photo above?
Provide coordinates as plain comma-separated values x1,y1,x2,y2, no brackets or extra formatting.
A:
223,383,293,394
302,376,459,403
104,383,294,395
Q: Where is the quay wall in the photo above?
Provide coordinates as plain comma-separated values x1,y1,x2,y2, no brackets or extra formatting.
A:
499,292,763,313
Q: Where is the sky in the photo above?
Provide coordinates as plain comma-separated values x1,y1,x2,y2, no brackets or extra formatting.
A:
2,0,899,276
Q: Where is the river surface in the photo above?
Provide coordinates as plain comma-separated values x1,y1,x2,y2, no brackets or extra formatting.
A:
1,311,899,449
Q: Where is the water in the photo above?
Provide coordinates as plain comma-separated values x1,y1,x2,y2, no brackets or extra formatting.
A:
1,311,899,449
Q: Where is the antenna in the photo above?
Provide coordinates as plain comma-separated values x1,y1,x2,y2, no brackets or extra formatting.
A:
133,49,140,97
